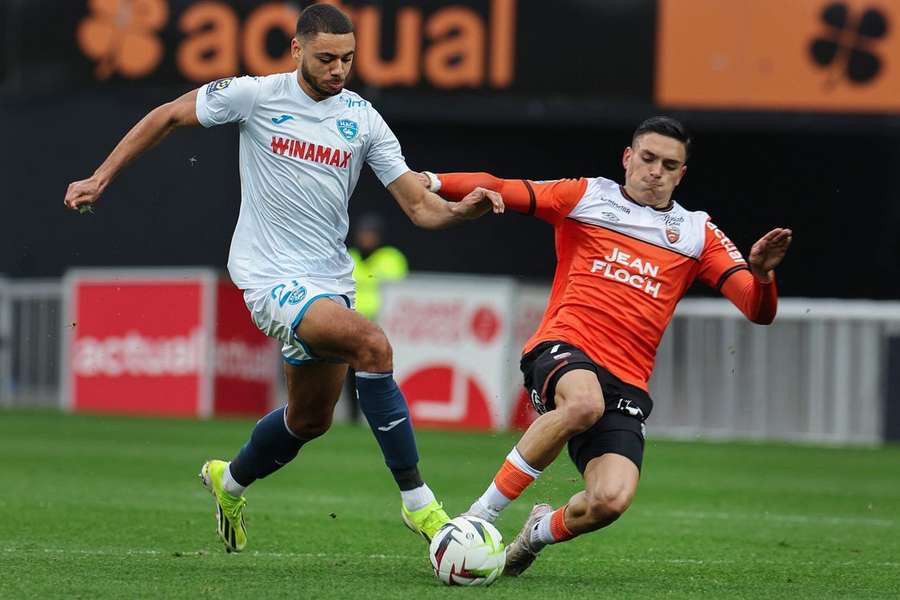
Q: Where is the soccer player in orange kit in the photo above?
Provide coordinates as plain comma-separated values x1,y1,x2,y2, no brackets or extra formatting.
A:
418,116,792,575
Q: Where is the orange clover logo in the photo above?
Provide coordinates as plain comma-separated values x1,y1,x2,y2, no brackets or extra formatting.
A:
77,0,169,80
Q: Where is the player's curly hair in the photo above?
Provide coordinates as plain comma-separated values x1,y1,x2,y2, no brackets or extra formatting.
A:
633,116,692,160
296,4,354,39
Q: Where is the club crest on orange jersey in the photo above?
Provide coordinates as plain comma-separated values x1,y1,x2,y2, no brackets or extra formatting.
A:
664,214,684,244
666,227,680,244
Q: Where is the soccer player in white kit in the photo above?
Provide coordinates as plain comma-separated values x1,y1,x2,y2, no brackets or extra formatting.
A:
63,5,502,553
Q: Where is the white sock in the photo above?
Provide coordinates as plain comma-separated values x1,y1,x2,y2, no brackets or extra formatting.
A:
472,483,510,523
401,483,436,512
530,512,555,549
506,447,542,479
472,448,543,522
222,462,247,497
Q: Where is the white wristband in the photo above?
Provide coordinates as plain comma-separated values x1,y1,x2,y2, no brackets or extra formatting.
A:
423,171,441,193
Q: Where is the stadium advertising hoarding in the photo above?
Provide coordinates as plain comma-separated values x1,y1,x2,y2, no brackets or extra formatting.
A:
656,0,900,113
62,269,278,418
379,275,518,431
5,0,900,118
74,0,519,89
5,0,654,116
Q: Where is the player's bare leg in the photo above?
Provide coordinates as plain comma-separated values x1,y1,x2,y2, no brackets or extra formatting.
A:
296,297,449,540
504,453,639,576
563,453,639,533
295,296,394,371
283,361,347,437
225,359,347,491
518,370,605,469
467,369,604,522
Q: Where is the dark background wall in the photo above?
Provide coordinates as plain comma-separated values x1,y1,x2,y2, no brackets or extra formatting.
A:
2,0,899,299
3,88,899,299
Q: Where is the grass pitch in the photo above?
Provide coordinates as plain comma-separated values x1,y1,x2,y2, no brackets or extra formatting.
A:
1,410,898,599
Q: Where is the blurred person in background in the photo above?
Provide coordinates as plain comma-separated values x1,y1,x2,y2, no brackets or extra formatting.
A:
345,213,409,420
349,212,409,322
419,116,792,576
63,3,502,554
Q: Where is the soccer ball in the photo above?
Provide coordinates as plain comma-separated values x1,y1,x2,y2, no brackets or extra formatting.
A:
429,516,505,586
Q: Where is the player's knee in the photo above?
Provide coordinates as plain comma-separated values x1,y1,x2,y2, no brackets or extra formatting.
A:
355,327,393,372
285,411,333,440
585,483,633,525
559,393,604,435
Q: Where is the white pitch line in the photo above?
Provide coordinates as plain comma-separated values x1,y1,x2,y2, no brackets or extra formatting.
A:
2,547,898,568
649,509,895,528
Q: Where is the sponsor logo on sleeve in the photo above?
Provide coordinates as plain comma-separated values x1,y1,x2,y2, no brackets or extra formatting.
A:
207,77,234,95
706,222,746,263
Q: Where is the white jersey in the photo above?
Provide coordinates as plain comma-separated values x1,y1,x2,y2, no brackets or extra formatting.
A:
195,72,409,289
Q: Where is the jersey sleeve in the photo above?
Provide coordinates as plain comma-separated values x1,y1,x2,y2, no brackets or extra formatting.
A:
195,76,260,127
436,173,588,224
698,220,778,324
365,109,410,187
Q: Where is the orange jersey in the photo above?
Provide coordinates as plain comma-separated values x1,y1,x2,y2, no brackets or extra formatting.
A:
438,172,778,390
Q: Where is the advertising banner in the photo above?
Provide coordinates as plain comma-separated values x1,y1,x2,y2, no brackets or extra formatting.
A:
62,269,278,418
379,275,518,430
656,0,900,113
6,1,900,119
3,0,655,120
506,284,549,430
213,280,279,416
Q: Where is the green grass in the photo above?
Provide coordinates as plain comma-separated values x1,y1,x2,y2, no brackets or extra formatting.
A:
1,410,899,599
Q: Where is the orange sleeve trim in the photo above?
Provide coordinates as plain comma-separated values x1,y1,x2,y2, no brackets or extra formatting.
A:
493,459,536,500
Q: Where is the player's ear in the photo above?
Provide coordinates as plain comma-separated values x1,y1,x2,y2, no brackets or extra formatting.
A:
675,164,687,186
622,146,633,170
291,37,302,61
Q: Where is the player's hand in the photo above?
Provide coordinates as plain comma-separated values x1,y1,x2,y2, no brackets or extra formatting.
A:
64,176,104,212
748,228,792,281
451,187,504,220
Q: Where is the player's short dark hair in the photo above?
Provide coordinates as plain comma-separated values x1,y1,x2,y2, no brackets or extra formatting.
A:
632,116,691,161
296,4,354,39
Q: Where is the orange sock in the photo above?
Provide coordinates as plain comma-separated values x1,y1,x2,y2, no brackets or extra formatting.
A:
472,448,543,520
549,505,574,542
532,504,575,548
493,458,536,500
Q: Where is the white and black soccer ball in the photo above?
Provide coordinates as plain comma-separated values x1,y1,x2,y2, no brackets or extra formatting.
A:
429,516,505,586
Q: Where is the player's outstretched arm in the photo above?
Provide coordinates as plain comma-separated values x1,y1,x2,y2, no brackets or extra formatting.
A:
710,226,792,325
747,228,793,282
387,171,503,230
63,89,200,212
419,171,588,222
419,171,534,212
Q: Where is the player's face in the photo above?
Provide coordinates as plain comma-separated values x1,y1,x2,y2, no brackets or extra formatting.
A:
292,32,356,100
622,133,687,208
